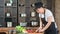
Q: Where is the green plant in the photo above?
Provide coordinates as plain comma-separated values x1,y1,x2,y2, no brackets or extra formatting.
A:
15,26,26,33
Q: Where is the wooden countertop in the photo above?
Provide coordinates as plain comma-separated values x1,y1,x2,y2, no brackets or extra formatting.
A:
0,27,44,34
0,27,15,34
28,33,43,34
0,27,15,31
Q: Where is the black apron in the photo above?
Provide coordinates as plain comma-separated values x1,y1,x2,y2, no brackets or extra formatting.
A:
41,11,57,34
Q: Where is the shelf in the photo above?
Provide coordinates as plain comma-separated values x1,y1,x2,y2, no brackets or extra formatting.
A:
12,16,17,18
5,16,17,18
5,17,12,18
30,18,36,21
5,6,17,8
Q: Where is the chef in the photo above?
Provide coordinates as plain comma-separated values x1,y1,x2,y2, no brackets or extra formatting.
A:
34,2,58,34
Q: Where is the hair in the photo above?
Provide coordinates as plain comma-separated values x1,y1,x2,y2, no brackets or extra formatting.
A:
34,2,43,9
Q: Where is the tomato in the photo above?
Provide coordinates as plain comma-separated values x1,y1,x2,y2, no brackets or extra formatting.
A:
26,29,32,33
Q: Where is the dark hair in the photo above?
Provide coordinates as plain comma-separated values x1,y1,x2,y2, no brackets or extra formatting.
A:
34,2,43,9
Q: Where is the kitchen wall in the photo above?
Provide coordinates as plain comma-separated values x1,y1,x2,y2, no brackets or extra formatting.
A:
55,0,60,34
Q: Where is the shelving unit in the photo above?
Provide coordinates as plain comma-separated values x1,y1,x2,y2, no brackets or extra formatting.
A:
4,0,18,27
0,0,54,28
0,0,18,27
18,0,49,27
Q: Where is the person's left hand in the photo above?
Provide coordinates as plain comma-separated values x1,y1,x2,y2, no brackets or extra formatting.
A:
35,27,42,32
39,29,45,33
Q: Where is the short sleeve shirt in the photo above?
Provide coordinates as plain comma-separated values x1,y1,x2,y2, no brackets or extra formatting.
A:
39,9,57,28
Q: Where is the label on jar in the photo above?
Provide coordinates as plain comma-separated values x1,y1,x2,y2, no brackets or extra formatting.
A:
7,3,12,6
7,22,12,27
21,13,26,17
6,13,10,17
31,12,35,17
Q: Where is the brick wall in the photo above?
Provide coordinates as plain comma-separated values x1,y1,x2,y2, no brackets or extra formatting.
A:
55,0,60,34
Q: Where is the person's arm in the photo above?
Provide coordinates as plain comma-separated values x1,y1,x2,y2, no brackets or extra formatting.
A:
42,16,52,31
39,18,43,28
36,17,43,32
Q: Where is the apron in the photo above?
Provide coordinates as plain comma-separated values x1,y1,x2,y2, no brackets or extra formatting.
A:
41,11,58,34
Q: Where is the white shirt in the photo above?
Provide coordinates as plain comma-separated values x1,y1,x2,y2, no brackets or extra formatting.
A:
39,9,57,28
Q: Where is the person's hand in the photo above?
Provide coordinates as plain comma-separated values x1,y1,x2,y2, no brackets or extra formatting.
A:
39,29,44,33
35,27,42,32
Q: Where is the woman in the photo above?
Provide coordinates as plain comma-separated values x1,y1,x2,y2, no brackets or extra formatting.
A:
35,2,58,34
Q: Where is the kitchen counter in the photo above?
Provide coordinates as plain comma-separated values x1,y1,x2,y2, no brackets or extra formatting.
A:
0,27,15,34
0,27,44,34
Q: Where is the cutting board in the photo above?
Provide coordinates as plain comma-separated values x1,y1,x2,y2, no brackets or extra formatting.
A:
28,33,44,34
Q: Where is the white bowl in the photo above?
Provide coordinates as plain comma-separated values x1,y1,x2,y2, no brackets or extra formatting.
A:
20,22,27,26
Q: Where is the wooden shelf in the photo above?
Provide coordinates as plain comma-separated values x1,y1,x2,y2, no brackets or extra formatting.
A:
5,6,17,8
5,16,17,18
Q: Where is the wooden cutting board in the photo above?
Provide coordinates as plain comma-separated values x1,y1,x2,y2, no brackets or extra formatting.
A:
28,33,44,34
